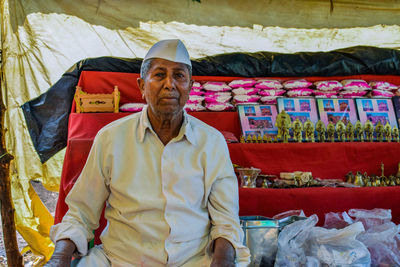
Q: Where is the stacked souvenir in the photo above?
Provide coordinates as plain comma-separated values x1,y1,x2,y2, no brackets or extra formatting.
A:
203,81,234,111
283,79,314,97
369,81,398,98
230,79,260,106
313,80,342,98
339,79,370,97
255,79,285,104
184,82,205,112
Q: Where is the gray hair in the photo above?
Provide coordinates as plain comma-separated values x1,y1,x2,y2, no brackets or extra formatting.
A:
140,59,192,79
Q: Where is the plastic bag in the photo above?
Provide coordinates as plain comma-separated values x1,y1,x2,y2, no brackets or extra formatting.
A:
307,222,371,266
274,214,319,267
349,209,400,266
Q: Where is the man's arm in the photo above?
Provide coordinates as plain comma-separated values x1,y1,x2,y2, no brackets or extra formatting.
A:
44,239,76,267
210,237,236,267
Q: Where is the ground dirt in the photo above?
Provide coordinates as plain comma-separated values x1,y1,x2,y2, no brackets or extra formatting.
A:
0,180,58,266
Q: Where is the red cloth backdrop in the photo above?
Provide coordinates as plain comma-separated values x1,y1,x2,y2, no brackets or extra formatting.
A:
55,71,400,244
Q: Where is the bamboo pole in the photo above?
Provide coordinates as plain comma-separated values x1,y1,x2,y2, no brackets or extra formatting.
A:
0,50,23,267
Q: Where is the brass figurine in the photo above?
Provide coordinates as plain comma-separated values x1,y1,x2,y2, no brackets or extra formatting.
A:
375,121,384,142
354,171,365,186
345,122,355,142
275,110,291,143
327,122,335,142
354,120,364,142
240,135,245,143
246,135,252,143
304,119,315,142
363,120,374,142
315,120,326,142
336,121,346,142
383,122,392,142
392,126,399,142
292,119,303,143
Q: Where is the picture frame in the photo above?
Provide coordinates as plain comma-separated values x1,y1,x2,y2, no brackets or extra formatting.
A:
355,98,398,128
392,96,400,128
316,98,358,126
237,104,278,138
277,97,319,124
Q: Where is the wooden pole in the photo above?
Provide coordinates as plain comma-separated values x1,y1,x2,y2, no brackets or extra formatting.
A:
0,71,23,267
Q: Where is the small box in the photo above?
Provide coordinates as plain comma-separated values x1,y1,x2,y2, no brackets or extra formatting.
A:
74,86,120,113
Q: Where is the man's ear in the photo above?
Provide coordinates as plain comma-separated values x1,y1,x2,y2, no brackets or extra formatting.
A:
188,79,194,93
137,78,145,98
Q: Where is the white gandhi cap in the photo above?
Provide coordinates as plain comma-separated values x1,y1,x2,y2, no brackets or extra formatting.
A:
143,39,191,67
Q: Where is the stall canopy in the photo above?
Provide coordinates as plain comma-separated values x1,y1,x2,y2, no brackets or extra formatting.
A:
2,0,400,263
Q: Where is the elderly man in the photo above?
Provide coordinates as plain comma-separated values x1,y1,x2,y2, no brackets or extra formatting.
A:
46,39,250,267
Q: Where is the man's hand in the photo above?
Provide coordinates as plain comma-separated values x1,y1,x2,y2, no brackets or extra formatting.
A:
210,237,236,267
44,239,76,267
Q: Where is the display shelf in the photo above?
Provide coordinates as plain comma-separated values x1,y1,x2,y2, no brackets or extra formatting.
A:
55,70,400,245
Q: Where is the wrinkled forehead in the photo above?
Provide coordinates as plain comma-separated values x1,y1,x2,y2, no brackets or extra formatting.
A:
148,58,190,73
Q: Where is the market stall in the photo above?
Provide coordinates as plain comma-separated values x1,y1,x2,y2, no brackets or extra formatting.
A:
54,70,400,247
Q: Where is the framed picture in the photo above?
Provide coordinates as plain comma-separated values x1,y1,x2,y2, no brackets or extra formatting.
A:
316,98,358,126
277,98,319,124
392,96,400,128
237,104,278,137
355,98,398,128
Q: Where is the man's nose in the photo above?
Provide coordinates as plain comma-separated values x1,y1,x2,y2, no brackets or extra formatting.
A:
164,74,175,90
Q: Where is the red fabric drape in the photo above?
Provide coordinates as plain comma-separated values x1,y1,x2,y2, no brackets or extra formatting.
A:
55,71,400,244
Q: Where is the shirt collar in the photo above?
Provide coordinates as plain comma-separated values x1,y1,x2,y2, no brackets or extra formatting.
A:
138,105,197,146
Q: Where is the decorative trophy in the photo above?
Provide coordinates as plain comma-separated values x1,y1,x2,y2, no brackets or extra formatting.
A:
375,121,384,142
275,110,291,143
392,126,399,142
354,120,364,142
336,121,346,142
327,122,335,142
304,119,315,142
315,120,326,142
363,120,374,142
345,122,355,142
383,122,392,142
292,119,303,143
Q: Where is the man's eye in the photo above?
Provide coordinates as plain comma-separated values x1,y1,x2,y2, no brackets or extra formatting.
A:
155,73,164,77
175,73,185,78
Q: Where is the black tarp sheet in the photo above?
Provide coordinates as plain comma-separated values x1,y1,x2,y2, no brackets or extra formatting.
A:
21,46,400,163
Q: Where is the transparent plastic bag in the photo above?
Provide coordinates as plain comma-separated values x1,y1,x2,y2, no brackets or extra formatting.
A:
274,214,319,267
323,211,353,229
307,222,371,266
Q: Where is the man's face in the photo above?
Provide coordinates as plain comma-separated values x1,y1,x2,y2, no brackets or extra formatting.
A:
138,58,193,118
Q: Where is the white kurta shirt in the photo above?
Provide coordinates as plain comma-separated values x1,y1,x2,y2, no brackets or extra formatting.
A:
50,106,250,266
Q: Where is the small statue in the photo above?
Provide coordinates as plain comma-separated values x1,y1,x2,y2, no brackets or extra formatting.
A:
389,175,397,186
375,121,384,142
345,122,355,142
354,171,365,186
346,171,355,183
397,162,400,178
240,135,245,143
383,122,392,142
245,135,252,143
303,119,315,142
327,122,335,142
354,120,364,142
292,119,303,143
252,134,258,143
275,110,291,143
392,126,399,142
315,120,326,142
336,121,346,142
262,134,268,143
257,135,263,143
363,120,374,142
